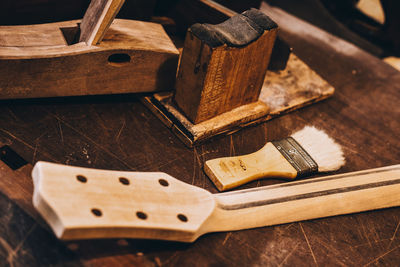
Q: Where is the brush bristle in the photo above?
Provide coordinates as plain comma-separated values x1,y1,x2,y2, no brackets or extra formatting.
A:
291,126,345,172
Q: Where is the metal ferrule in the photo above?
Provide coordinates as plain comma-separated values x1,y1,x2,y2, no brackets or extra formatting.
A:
272,137,318,177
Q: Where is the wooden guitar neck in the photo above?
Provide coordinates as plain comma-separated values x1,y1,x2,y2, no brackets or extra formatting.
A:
32,162,400,242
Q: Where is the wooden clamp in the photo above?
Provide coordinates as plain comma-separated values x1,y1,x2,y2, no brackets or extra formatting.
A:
143,7,335,146
0,0,179,99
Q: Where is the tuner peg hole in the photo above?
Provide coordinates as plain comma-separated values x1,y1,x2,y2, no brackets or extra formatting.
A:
76,175,87,183
91,208,102,217
158,179,169,187
136,211,147,220
119,177,130,185
177,214,188,222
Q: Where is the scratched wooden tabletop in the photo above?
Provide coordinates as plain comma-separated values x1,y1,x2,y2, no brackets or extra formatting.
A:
1,6,400,267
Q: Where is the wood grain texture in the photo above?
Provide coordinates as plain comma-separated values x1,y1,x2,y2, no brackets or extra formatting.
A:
144,93,271,146
174,9,278,123
204,142,297,191
0,19,179,99
32,162,400,243
79,0,125,45
142,53,334,146
0,1,399,266
32,161,215,241
0,162,41,223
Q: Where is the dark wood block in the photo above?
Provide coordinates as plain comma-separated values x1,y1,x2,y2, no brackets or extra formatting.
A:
174,8,278,124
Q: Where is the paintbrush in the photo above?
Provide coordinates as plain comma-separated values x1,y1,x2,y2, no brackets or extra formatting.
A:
204,126,345,191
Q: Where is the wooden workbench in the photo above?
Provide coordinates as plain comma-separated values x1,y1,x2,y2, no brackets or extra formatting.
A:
1,6,400,267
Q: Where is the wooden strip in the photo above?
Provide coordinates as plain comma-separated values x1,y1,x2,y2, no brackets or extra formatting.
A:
221,179,400,210
28,163,400,242
205,165,400,234
79,0,125,45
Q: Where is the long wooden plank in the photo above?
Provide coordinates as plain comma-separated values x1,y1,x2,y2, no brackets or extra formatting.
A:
30,162,400,243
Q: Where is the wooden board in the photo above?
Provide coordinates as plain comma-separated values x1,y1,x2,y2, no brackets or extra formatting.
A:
142,53,334,146
29,162,400,243
0,19,179,99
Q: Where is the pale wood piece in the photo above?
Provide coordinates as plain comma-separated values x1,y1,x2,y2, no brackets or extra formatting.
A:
33,162,400,242
384,57,400,71
0,19,179,99
204,142,296,191
32,161,215,241
174,9,278,124
79,0,126,45
142,53,334,146
259,54,334,114
198,0,236,17
356,0,385,24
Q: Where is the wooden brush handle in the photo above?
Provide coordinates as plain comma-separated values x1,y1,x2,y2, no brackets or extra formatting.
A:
32,162,400,242
204,142,297,191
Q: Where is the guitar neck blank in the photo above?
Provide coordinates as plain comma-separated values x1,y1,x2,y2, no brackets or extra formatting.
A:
32,162,400,242
202,165,400,235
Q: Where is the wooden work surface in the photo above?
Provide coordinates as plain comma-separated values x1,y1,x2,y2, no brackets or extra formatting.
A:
1,12,400,267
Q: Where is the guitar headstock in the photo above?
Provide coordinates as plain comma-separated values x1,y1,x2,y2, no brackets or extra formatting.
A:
32,161,215,242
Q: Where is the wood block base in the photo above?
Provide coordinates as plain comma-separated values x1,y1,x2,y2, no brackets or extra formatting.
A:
142,54,334,147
